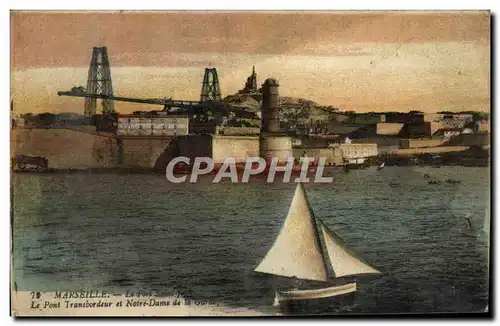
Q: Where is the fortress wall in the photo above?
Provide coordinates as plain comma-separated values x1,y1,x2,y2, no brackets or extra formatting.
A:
119,138,173,169
445,133,490,147
11,128,177,170
217,126,260,135
178,135,213,162
292,147,341,165
212,135,259,164
393,146,469,155
11,128,119,169
399,138,446,149
259,135,293,164
351,137,402,147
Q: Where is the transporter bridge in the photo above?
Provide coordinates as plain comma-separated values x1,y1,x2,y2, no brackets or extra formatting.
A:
57,89,257,119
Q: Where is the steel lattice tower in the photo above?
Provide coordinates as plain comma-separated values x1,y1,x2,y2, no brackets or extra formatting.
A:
84,47,115,116
200,68,221,102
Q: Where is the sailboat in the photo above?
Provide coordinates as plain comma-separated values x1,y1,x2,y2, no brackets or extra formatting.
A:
254,183,380,308
377,162,385,171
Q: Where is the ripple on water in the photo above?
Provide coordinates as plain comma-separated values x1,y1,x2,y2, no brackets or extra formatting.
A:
12,167,490,314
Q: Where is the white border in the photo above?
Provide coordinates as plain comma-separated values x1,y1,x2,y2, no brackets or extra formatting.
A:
4,1,499,10
3,2,497,326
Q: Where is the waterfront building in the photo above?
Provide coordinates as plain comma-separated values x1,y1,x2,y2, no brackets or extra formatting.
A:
423,113,474,127
339,143,378,164
117,115,189,136
376,122,404,136
328,138,378,165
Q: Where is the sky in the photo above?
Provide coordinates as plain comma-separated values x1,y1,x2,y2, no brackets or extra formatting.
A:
10,11,491,114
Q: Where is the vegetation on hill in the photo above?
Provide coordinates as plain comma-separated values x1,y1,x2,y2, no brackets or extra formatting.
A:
223,93,345,128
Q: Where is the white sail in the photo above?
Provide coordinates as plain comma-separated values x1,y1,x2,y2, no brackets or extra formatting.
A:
319,221,380,278
254,183,327,282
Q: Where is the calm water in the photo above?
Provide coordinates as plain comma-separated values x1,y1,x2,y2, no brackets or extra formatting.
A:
12,166,490,315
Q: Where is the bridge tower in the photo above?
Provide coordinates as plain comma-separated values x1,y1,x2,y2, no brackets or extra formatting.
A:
84,46,115,116
200,68,221,102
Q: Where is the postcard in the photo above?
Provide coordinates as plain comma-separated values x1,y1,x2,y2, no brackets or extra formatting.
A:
10,10,490,317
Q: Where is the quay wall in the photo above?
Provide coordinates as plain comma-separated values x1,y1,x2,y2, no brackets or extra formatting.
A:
173,134,260,165
398,134,489,149
13,128,484,171
11,128,119,170
292,147,342,166
11,130,262,171
212,135,259,163
119,137,174,169
11,128,176,170
399,138,446,149
178,135,213,162
393,146,469,156
444,133,490,147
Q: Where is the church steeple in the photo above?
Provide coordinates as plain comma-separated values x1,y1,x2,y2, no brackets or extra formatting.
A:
238,65,260,95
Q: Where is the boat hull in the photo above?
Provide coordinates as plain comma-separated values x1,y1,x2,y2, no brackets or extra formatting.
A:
276,282,356,302
275,283,357,314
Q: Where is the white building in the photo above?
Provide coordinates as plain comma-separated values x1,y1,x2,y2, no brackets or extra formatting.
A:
117,115,189,136
330,138,378,165
339,144,378,164
424,113,474,129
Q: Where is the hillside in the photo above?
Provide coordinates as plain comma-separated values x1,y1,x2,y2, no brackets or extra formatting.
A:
224,93,346,123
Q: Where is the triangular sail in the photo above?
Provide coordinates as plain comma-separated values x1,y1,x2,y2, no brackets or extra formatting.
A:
319,220,380,278
254,183,328,282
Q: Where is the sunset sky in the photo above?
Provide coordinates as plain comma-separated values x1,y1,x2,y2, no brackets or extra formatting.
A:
10,11,490,114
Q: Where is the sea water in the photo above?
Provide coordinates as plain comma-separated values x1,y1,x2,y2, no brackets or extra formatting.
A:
12,166,490,315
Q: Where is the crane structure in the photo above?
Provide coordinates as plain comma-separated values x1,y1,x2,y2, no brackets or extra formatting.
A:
85,47,114,116
59,47,257,119
200,68,221,102
57,89,255,118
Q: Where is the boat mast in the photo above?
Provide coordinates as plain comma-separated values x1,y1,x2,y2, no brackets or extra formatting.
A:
300,183,330,279
315,219,338,279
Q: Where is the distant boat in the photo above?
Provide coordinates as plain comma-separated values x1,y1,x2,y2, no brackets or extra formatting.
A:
377,162,385,171
460,216,476,237
254,183,381,309
465,217,472,229
344,157,368,170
